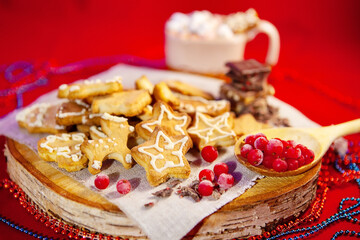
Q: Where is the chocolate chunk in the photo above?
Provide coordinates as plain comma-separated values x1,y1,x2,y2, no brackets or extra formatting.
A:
167,179,182,188
144,202,155,208
152,187,173,198
178,186,201,202
226,59,271,78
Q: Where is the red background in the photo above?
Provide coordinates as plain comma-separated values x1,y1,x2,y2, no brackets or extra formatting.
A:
0,1,360,239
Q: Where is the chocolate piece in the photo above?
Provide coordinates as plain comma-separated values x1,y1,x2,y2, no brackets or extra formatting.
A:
167,179,182,188
178,186,201,202
152,187,173,198
144,202,155,208
226,59,271,91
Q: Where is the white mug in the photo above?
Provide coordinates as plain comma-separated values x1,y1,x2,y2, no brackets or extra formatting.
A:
165,20,280,75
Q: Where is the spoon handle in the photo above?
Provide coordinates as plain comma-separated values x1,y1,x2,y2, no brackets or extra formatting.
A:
311,118,360,143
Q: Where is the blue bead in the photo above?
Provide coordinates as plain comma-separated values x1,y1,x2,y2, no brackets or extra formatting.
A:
24,230,28,233
345,230,350,234
38,237,43,239
10,223,15,227
299,235,304,238
43,238,48,240
351,231,356,235
294,237,298,240
34,234,38,237
15,226,19,230
20,228,24,232
28,231,33,236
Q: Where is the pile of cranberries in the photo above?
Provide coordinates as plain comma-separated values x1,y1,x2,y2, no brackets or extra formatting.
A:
198,146,235,197
240,133,315,172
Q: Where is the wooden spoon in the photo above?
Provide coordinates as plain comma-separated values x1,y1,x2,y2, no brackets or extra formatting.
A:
234,119,360,177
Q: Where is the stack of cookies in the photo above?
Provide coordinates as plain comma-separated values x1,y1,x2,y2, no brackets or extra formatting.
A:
220,59,289,126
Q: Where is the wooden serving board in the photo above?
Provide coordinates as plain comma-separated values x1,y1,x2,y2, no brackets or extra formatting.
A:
5,138,320,239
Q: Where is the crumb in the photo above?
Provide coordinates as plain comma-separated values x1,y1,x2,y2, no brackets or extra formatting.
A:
144,202,155,208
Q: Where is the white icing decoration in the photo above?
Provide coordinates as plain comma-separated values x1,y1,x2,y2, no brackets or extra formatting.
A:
176,93,228,113
39,133,85,162
102,113,127,123
90,126,107,138
92,160,102,170
188,112,235,144
125,153,132,163
59,84,68,90
141,103,188,135
138,130,189,173
69,85,80,92
129,126,134,132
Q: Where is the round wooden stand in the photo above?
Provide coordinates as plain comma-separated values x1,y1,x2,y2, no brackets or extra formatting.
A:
5,138,320,239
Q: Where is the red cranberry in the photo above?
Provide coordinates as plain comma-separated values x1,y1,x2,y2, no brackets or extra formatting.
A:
94,174,110,190
254,132,267,140
287,159,299,170
287,140,297,148
254,137,269,151
199,169,215,182
284,147,301,159
218,173,234,189
240,144,253,158
116,179,131,194
198,180,213,196
201,146,218,163
213,163,229,177
262,155,275,169
272,158,288,172
247,149,264,166
303,148,315,164
298,155,305,167
244,134,256,146
266,139,284,157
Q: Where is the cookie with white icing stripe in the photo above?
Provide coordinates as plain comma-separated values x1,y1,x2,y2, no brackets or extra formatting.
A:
135,101,191,141
37,133,88,172
131,127,192,186
16,102,67,134
56,100,90,126
89,126,108,140
58,76,123,99
174,93,230,117
188,112,236,150
91,89,152,117
81,113,135,174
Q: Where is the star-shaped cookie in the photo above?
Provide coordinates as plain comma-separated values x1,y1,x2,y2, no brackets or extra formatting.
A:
135,101,191,140
188,112,236,150
81,113,134,174
131,127,192,186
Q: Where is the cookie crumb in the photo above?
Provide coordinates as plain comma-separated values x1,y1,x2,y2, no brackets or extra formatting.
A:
167,179,182,188
144,202,155,208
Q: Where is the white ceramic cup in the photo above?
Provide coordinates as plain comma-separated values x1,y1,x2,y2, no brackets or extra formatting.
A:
165,20,280,75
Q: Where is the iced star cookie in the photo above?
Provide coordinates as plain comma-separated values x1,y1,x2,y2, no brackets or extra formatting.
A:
174,93,230,117
56,100,90,126
188,112,236,150
58,76,123,99
131,127,192,186
164,80,214,100
16,102,67,134
91,89,152,117
81,113,134,174
38,133,88,172
89,126,108,140
135,101,191,141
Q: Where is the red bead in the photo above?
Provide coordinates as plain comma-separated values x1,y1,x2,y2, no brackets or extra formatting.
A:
3,183,10,189
68,232,75,238
263,232,271,238
54,227,60,233
34,214,41,220
45,221,51,227
13,193,19,198
271,230,277,235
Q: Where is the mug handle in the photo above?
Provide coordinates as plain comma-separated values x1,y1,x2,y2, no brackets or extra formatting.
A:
247,20,280,66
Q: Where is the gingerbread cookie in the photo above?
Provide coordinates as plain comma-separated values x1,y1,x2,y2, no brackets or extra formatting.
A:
174,93,230,117
188,112,236,150
16,102,67,134
233,113,270,137
131,127,192,186
38,132,88,172
56,100,90,126
164,80,214,100
91,89,152,117
135,101,191,141
58,76,123,99
153,82,180,107
81,113,134,174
